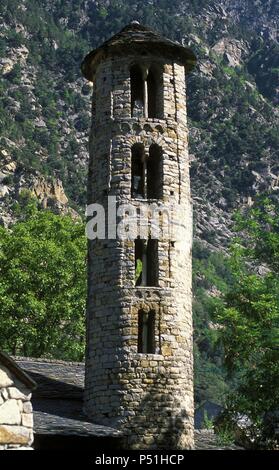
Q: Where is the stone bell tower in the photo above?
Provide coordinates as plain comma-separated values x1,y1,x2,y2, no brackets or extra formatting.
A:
81,22,196,449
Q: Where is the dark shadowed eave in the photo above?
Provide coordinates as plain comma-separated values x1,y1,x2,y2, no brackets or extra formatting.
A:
81,22,196,81
0,350,37,390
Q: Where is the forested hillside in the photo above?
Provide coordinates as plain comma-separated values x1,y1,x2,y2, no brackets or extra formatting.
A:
0,1,278,229
0,0,278,407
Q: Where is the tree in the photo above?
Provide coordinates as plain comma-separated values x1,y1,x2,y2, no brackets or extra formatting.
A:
214,195,279,446
0,200,86,361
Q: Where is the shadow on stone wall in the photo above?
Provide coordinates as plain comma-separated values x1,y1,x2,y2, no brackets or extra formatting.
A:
121,381,194,450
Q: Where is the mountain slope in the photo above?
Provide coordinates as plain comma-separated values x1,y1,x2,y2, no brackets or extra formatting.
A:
0,0,278,406
0,0,278,241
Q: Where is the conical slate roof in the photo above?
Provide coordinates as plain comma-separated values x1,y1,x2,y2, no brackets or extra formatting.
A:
81,22,196,81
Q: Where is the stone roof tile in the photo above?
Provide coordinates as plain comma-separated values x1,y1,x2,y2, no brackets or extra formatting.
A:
14,357,84,399
82,22,196,80
14,357,120,438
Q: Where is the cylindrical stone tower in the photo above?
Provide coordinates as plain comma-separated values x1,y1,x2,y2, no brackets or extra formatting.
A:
82,22,196,449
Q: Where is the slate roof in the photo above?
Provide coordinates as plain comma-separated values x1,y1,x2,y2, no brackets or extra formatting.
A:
14,357,120,438
82,21,196,80
15,357,84,399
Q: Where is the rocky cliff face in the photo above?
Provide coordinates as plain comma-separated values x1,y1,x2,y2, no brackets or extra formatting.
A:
0,142,76,226
0,0,278,243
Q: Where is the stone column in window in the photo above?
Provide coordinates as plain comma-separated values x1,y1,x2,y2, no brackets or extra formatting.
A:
142,66,149,119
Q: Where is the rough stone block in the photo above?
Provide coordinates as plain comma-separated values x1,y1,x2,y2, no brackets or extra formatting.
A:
0,425,30,445
0,399,21,425
21,413,33,428
23,401,32,414
8,387,31,401
0,367,14,388
1,389,9,401
11,446,33,450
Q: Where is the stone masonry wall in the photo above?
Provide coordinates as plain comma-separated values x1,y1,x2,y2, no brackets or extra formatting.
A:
84,53,194,449
0,365,34,450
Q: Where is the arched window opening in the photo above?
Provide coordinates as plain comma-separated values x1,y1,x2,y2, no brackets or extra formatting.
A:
138,310,155,354
147,66,163,119
130,65,144,118
130,64,163,119
131,143,145,199
134,237,158,287
147,144,163,199
131,144,163,200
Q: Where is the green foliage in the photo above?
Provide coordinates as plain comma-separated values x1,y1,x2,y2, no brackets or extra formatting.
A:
0,200,86,361
135,258,143,284
194,347,230,405
12,190,39,218
0,0,277,410
233,196,279,273
0,0,277,212
214,195,279,443
5,63,22,85
193,242,233,405
202,410,214,429
247,42,279,103
215,426,235,446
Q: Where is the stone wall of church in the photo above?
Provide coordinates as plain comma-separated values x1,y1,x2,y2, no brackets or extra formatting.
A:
0,365,34,450
84,54,194,449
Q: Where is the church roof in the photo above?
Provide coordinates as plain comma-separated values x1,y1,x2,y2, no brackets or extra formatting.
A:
81,21,196,81
14,357,120,440
15,356,84,399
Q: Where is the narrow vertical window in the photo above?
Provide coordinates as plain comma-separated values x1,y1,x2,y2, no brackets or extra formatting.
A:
130,65,144,118
146,238,158,287
147,144,163,199
138,310,155,354
147,65,163,119
131,144,145,198
131,144,163,200
135,238,145,286
134,237,158,287
147,68,157,118
130,64,163,119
